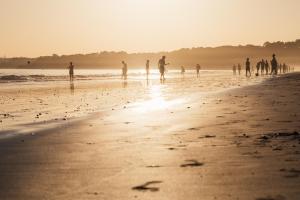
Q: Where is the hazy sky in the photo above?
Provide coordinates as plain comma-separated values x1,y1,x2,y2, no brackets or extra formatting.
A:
1,0,300,57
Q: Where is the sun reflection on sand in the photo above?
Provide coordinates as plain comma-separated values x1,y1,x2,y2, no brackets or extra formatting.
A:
133,85,184,112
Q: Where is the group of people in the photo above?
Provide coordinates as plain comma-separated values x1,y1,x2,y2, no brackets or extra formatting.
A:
232,64,242,75
68,53,294,82
121,56,170,80
242,54,293,77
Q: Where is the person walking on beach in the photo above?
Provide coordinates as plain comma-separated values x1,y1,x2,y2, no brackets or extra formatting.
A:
256,61,261,75
146,60,150,78
246,58,251,77
196,64,201,77
237,64,241,75
158,56,169,80
261,59,265,75
271,54,278,75
232,65,237,75
121,61,128,80
265,60,269,75
68,62,74,81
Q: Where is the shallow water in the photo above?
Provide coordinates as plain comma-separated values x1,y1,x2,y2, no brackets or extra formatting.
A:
0,68,277,137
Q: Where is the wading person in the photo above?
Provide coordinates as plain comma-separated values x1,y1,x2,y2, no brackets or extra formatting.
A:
246,58,251,77
233,65,237,75
68,62,74,81
261,59,265,75
158,56,169,80
271,54,278,75
265,60,269,75
256,61,261,75
181,66,185,75
146,60,150,78
121,61,128,80
196,64,201,77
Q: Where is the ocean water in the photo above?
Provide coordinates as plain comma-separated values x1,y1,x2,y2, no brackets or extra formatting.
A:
0,68,233,83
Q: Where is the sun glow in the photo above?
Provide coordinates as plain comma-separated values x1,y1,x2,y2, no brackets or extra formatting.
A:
133,85,183,112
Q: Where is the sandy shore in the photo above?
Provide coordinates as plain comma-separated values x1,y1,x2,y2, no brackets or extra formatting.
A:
0,73,299,200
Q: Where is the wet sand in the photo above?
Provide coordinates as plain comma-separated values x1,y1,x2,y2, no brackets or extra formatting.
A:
0,73,300,200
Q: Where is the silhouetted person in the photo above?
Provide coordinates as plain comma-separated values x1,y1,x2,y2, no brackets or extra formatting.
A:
237,64,241,75
121,61,128,80
246,58,251,77
68,62,74,81
146,60,150,77
271,54,278,75
265,60,269,75
261,59,265,75
158,56,169,80
279,63,282,74
283,63,287,73
256,61,261,75
196,64,201,77
181,66,185,75
233,65,237,75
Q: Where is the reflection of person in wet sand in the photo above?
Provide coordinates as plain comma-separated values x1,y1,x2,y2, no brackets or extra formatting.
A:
68,62,74,81
158,56,169,80
121,61,128,80
146,60,150,78
246,58,251,77
70,82,75,95
196,64,201,77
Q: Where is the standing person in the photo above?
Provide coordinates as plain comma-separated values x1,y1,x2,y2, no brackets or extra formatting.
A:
265,60,269,75
283,63,287,73
271,54,278,75
279,63,282,74
146,60,150,78
237,63,241,75
68,62,74,81
261,59,265,75
196,64,201,77
246,58,251,77
158,56,169,80
256,61,261,75
181,66,185,75
121,61,128,80
232,65,237,75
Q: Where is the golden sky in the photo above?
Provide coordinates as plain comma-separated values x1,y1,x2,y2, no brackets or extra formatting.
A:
1,0,300,57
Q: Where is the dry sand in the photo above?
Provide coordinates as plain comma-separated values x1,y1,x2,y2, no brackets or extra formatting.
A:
0,73,299,200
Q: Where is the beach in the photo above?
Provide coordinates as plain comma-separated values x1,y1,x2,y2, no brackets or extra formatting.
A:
0,71,299,200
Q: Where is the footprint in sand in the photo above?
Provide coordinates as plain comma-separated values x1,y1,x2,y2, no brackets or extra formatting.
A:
180,160,204,167
132,181,163,192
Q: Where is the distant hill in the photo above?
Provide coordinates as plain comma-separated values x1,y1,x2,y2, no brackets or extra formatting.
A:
1,39,300,70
